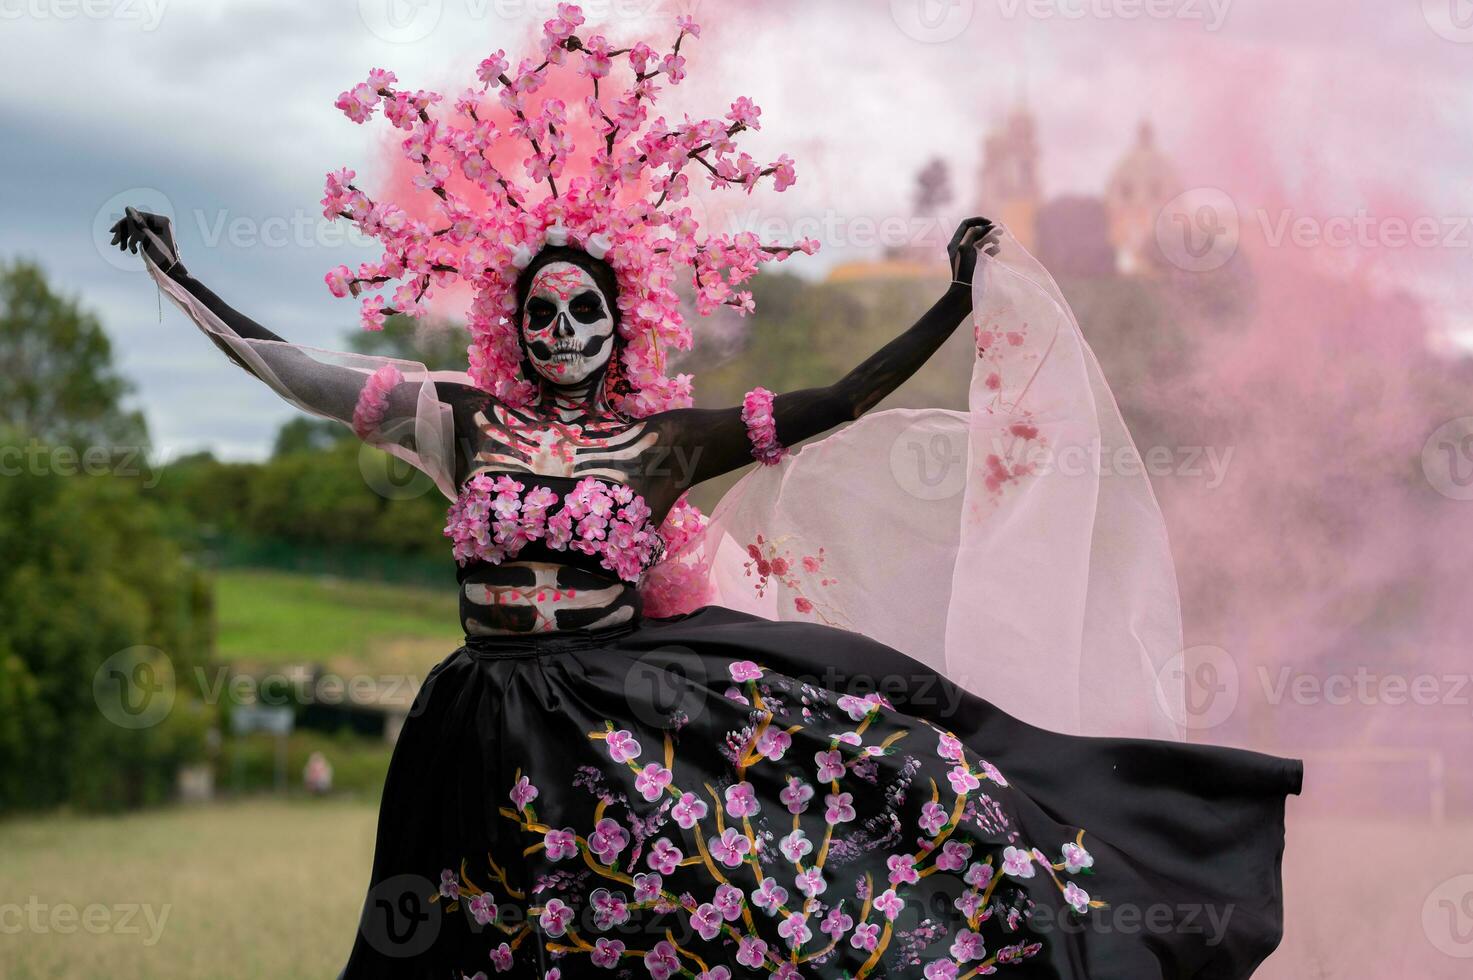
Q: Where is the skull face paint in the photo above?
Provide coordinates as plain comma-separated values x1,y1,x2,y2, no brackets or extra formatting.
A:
521,261,616,387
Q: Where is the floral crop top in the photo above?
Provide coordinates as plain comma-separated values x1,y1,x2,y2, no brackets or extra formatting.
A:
444,475,666,584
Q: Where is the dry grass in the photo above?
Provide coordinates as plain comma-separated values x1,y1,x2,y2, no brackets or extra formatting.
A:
2,802,1468,978
0,798,376,980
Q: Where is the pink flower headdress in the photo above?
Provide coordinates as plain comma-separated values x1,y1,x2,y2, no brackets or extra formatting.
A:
321,3,818,416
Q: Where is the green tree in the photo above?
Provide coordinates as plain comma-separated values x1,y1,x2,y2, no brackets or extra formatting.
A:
0,260,215,812
0,258,146,448
0,433,215,811
349,314,471,372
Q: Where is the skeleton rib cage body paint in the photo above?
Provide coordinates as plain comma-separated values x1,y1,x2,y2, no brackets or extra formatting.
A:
114,209,996,634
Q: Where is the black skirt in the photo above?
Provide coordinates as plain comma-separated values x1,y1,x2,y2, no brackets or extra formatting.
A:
340,605,1301,980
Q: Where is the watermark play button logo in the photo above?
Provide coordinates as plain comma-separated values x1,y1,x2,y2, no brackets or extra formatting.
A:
891,0,975,43
1155,187,1240,273
1425,0,1473,43
359,0,443,44
1154,644,1239,731
359,874,443,959
1424,874,1473,958
93,646,176,730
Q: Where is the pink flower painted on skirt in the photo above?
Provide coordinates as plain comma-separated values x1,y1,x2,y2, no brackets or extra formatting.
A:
728,660,763,682
544,828,578,862
605,729,641,764
646,838,684,875
509,775,538,809
724,781,761,818
588,818,629,864
708,827,751,868
635,763,673,802
672,791,708,829
590,937,624,968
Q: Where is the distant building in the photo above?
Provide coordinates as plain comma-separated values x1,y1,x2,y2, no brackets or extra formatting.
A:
976,106,1042,254
825,111,1181,283
1104,122,1181,275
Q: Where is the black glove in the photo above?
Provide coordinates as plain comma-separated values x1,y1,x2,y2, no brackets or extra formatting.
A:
109,207,182,272
947,216,1002,286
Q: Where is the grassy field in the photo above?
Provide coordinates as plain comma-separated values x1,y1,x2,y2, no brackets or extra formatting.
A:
213,568,461,673
0,798,377,980
2,804,1470,978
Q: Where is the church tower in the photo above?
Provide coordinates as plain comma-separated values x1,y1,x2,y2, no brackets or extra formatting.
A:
1105,121,1180,275
977,106,1041,252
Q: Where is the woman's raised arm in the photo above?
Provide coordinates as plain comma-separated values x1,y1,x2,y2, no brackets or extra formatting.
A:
112,207,484,495
665,217,1000,488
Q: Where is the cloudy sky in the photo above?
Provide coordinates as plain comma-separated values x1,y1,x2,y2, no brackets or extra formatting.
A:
4,0,1471,457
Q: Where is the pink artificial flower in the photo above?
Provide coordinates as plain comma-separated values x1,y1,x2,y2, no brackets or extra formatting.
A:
350,365,402,439
322,4,816,438
740,387,786,465
324,264,353,298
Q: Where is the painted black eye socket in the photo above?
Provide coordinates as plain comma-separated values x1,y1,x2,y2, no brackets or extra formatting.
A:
526,297,557,327
569,291,605,324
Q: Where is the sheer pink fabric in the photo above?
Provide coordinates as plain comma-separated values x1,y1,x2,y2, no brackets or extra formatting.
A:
687,231,1186,739
144,253,465,502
